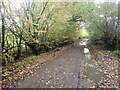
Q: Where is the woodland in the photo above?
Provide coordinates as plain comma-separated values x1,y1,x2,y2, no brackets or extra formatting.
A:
1,0,120,88
1,1,119,66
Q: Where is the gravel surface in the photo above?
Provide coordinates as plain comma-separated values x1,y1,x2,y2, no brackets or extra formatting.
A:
16,45,94,88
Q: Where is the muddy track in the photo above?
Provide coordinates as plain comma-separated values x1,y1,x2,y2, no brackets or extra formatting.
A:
16,42,94,88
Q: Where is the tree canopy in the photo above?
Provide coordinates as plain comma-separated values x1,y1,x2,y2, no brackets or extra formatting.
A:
1,1,120,65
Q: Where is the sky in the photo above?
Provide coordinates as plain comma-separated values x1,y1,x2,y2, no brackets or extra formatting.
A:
5,0,120,3
3,0,120,9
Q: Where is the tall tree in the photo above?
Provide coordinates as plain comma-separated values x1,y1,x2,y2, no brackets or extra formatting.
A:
1,1,5,53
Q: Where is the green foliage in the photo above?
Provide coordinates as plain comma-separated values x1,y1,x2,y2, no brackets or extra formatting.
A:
22,56,35,61
1,1,80,65
112,51,120,58
2,1,119,66
2,53,14,66
104,50,120,58
86,2,119,50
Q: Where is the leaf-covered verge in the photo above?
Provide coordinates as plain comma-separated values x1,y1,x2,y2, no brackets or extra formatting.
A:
88,43,119,88
2,44,72,88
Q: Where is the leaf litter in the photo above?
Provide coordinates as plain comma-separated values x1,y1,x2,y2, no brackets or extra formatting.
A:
2,44,72,88
88,44,119,88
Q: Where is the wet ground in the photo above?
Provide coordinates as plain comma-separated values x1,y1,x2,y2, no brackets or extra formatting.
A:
16,39,104,88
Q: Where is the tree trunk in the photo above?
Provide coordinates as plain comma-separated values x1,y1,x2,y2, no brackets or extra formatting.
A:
15,35,22,59
1,4,5,53
27,43,40,55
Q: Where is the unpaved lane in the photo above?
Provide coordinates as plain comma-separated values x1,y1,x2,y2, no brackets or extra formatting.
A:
16,44,94,88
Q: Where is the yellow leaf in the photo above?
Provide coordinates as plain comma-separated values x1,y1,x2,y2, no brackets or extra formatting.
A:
35,30,47,33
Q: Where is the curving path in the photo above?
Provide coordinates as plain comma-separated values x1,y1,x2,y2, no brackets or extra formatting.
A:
16,40,94,88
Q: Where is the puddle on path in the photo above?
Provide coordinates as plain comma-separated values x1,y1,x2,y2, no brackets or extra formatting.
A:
83,57,104,84
79,39,104,86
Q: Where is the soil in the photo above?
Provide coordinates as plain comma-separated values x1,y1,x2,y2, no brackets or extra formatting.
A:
16,43,94,88
2,40,119,88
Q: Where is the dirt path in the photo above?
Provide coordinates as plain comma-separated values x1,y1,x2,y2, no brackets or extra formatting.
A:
16,41,94,88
